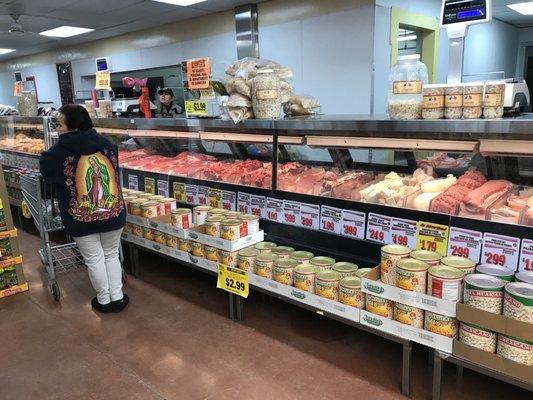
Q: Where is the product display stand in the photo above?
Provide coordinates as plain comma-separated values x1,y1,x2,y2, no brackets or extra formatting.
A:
431,350,533,400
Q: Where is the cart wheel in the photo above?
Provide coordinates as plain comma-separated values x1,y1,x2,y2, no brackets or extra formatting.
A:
51,282,60,301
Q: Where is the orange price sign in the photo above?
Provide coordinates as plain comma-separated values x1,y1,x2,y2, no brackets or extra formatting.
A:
186,58,211,90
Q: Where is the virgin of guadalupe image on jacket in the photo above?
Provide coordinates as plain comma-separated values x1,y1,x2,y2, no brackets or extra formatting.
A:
72,152,120,218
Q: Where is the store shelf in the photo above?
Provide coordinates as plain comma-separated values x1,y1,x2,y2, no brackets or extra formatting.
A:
0,282,29,299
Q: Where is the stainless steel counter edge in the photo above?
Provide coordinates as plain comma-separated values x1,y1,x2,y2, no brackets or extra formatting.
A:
3,115,533,137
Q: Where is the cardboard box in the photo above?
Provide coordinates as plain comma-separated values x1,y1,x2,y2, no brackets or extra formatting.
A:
360,310,454,352
187,225,264,252
456,303,533,342
361,266,457,317
453,340,533,384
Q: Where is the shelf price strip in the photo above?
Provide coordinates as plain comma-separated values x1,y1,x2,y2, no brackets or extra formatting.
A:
366,213,391,244
519,239,533,272
217,264,249,298
390,217,417,250
266,197,283,223
481,232,520,271
446,227,483,263
416,221,449,257
237,192,251,214
320,205,342,235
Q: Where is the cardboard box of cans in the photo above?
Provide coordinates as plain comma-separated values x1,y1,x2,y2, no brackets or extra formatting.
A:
188,225,264,252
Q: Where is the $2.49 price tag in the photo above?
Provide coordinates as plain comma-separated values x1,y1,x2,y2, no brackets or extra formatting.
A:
366,213,391,244
217,264,249,298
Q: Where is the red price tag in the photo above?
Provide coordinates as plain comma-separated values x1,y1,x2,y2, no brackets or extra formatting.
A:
447,227,482,263
392,233,409,247
420,239,438,252
197,186,208,206
320,206,342,235
298,203,319,230
283,200,300,226
266,197,283,223
450,245,470,259
481,232,519,271
237,192,250,214
519,239,533,272
365,213,391,244
390,217,417,249
222,190,236,211
250,195,266,218
341,210,365,240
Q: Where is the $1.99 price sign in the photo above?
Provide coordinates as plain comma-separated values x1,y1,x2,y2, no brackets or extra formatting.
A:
416,221,449,256
519,239,533,272
217,264,249,298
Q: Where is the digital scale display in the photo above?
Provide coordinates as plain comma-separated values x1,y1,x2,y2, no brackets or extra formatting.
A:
442,0,488,25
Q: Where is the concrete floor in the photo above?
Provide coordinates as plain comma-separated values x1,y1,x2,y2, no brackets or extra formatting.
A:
0,227,531,400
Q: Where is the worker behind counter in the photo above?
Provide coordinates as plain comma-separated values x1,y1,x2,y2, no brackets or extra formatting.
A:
154,87,182,118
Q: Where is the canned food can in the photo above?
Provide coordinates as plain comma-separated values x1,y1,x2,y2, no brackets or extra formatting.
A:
219,250,239,267
459,322,497,353
366,294,394,319
293,264,319,292
503,282,533,324
207,208,228,217
254,253,278,278
205,215,224,237
226,211,242,219
476,264,514,282
315,270,342,301
158,198,176,215
290,251,315,265
441,256,476,276
424,311,458,338
497,334,533,366
464,274,506,314
427,265,464,302
254,242,277,254
515,271,533,285
204,245,219,262
271,246,295,260
191,241,204,258
332,262,359,278
130,200,145,216
220,219,242,241
141,201,160,218
166,234,178,249
149,195,165,203
123,222,132,234
273,258,298,285
394,302,424,328
154,230,166,245
381,244,411,285
355,268,373,278
310,256,336,272
171,208,192,229
339,277,365,308
193,206,212,226
410,250,442,267
132,224,143,237
237,247,259,272
178,238,191,253
395,259,429,293
143,227,155,241
239,214,260,236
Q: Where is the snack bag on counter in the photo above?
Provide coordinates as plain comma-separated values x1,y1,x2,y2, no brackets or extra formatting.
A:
283,94,321,116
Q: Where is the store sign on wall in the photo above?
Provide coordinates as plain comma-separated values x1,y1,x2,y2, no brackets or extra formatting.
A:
416,221,449,256
95,71,111,90
481,232,520,271
128,174,138,190
519,239,533,272
447,227,483,263
390,217,417,250
366,213,391,244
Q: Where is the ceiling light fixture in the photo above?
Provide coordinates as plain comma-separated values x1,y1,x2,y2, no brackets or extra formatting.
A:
39,26,94,38
152,0,207,6
507,1,533,15
0,48,15,55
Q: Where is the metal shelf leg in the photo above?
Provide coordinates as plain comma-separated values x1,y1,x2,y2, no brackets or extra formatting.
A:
402,341,412,397
128,244,140,277
229,293,244,322
432,350,443,400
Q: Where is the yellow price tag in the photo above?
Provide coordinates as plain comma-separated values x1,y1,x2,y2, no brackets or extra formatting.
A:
173,182,186,202
95,71,111,90
208,188,222,208
416,221,449,257
185,100,208,116
144,177,156,194
217,264,249,298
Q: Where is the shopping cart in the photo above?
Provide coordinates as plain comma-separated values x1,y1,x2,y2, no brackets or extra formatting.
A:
21,172,85,300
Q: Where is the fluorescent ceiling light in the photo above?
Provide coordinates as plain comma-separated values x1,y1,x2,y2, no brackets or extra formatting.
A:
507,2,533,15
398,35,417,42
0,48,15,55
39,26,94,38
152,0,207,5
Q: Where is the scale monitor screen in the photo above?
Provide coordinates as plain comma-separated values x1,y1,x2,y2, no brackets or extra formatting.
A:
96,57,110,72
442,0,488,25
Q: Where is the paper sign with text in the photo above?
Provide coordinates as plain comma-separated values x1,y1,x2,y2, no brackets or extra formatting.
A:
366,213,391,244
447,227,483,263
416,221,449,256
341,210,366,240
266,197,283,223
320,205,342,235
519,239,533,272
390,217,417,249
481,232,520,272
237,192,250,214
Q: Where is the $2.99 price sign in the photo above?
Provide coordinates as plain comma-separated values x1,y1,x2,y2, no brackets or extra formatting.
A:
217,264,249,298
481,232,520,271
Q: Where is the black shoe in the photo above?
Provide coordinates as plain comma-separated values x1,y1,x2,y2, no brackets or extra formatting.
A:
111,293,129,313
91,297,112,313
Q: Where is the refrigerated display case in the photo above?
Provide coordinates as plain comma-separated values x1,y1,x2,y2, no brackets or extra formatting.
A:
0,116,44,171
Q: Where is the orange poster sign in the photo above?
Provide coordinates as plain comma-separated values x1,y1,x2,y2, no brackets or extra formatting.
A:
13,81,23,97
186,58,211,90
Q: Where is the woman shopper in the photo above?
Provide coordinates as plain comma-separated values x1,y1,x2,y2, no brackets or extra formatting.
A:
40,104,128,313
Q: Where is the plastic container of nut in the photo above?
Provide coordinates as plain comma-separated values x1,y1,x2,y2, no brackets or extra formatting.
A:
444,84,463,119
483,81,505,119
422,84,445,119
462,83,483,119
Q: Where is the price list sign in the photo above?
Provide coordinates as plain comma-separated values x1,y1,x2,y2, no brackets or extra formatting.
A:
250,195,266,218
173,182,186,202
197,186,209,206
283,200,300,225
481,232,520,271
390,217,417,249
341,210,366,240
320,206,342,235
185,184,198,205
416,221,449,256
237,192,250,214
447,227,483,263
222,190,236,211
366,213,391,244
519,239,533,272
266,197,283,223
128,174,138,190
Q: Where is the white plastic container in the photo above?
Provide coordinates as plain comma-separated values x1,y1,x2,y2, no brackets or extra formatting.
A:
388,55,428,120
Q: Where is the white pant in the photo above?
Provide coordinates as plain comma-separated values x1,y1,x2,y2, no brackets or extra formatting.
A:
74,229,123,304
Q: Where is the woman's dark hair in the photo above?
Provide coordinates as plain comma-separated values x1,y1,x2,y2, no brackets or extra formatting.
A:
58,104,93,131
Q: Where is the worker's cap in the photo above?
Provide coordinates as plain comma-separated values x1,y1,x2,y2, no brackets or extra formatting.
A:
157,87,174,97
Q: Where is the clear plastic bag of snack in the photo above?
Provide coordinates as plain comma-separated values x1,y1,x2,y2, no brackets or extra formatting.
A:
226,93,252,108
227,106,254,123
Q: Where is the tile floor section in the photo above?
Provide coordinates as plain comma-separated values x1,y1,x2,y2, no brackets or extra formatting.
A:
0,228,531,400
